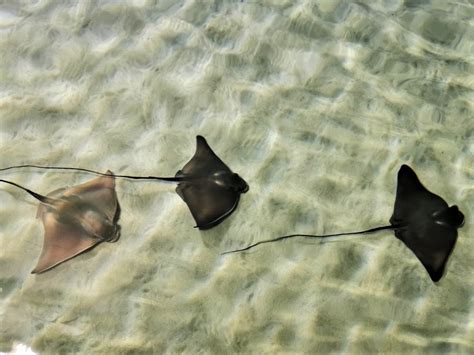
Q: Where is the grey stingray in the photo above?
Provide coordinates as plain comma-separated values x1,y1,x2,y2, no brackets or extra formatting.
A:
0,172,120,273
224,165,465,282
1,136,249,230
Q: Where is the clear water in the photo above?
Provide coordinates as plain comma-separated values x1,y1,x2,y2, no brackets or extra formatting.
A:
0,0,473,353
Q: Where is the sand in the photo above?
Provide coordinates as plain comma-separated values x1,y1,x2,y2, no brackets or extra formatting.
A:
0,0,473,353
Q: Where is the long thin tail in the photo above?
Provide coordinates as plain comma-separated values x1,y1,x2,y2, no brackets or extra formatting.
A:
0,164,186,182
222,225,396,255
0,178,54,205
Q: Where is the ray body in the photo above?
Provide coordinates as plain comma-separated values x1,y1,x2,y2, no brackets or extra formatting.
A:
224,165,464,282
175,136,249,229
0,172,120,273
389,165,464,281
1,136,249,229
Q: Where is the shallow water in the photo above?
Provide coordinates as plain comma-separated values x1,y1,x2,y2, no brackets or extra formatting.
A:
0,0,473,353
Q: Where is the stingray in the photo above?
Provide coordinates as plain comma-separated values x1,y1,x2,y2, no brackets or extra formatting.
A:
223,165,464,282
0,172,120,273
1,135,249,230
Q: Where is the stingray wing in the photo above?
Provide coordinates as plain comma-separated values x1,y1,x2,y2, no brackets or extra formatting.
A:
393,222,457,282
178,136,232,177
32,212,101,273
61,170,118,221
390,165,448,226
176,181,240,229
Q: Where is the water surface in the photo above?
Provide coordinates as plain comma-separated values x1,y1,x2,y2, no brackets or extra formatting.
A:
0,0,473,353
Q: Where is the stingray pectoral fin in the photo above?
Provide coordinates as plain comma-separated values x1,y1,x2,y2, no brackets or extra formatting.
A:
394,223,457,282
32,213,102,274
179,136,232,177
420,222,457,282
176,181,240,230
392,165,448,224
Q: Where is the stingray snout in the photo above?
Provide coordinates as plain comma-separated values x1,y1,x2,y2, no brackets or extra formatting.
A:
449,205,464,227
233,173,249,193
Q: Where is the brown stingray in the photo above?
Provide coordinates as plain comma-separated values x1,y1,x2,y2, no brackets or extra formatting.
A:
174,136,249,229
223,165,465,282
1,136,249,230
0,171,120,273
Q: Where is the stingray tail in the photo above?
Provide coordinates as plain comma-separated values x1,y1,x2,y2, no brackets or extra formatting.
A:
0,178,55,205
0,164,186,182
222,225,397,254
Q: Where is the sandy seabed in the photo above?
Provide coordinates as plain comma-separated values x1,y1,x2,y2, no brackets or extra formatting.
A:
0,0,473,353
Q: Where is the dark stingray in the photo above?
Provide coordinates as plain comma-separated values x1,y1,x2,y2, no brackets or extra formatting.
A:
1,136,249,230
0,172,120,273
223,165,464,282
